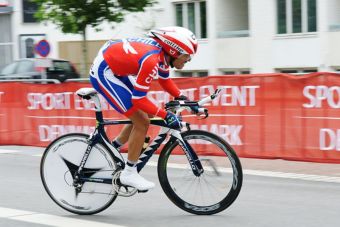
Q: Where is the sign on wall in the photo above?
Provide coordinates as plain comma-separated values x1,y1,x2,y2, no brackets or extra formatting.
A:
35,39,50,57
0,73,339,163
19,34,46,58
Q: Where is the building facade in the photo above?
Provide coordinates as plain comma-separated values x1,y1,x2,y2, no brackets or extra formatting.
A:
0,0,13,67
2,0,340,76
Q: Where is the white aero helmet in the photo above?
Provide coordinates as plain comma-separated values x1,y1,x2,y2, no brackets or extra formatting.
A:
148,26,198,59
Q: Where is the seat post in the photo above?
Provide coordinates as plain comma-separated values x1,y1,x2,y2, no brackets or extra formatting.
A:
91,94,102,112
91,95,104,123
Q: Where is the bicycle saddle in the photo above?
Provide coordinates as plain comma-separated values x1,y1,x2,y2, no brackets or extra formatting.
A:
76,88,98,100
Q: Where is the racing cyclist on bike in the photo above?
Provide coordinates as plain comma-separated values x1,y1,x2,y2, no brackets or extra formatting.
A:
89,26,198,191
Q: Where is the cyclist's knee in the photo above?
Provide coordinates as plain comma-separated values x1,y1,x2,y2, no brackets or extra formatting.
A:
137,116,150,131
130,111,150,131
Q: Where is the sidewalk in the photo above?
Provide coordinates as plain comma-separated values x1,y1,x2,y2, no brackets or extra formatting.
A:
240,158,340,177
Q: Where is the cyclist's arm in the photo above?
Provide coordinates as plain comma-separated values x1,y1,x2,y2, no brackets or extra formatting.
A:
131,54,167,119
158,64,181,98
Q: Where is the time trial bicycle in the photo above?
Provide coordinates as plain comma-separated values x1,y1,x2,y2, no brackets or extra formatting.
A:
40,87,243,215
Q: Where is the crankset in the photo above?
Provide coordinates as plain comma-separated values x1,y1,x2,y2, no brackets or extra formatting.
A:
112,170,138,197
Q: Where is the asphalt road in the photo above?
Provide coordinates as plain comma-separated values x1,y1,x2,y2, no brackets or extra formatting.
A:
0,146,339,227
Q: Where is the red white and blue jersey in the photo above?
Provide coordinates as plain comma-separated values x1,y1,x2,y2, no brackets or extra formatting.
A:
89,38,181,118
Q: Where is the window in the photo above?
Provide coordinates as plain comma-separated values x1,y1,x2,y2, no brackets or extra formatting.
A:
175,1,207,38
292,0,302,33
277,0,317,34
220,69,251,75
307,0,316,32
277,0,287,33
22,0,38,23
176,70,208,77
25,38,35,58
48,61,73,73
175,4,183,27
332,67,340,73
0,14,13,68
178,71,193,77
223,71,236,75
276,68,318,74
199,2,207,38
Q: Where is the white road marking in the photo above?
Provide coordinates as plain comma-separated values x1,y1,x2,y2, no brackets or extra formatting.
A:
25,115,119,120
25,115,96,120
0,149,20,154
0,207,126,227
294,116,340,120
32,154,43,157
147,161,340,184
182,114,264,118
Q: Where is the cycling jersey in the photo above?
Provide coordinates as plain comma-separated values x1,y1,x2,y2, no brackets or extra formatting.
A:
89,38,181,118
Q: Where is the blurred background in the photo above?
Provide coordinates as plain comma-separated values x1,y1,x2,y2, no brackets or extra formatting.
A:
1,0,340,80
0,2,340,226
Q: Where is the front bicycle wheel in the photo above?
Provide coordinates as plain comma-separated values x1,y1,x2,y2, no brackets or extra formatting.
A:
41,133,118,215
158,130,243,215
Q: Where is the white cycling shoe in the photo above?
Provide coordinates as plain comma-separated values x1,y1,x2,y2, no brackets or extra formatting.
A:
120,167,155,191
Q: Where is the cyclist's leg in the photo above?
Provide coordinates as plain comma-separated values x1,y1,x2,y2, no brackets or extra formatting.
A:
90,64,154,190
113,112,153,147
112,124,133,148
119,109,155,190
126,110,150,161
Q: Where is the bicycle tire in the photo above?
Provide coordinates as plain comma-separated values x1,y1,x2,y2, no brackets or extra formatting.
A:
158,130,243,215
41,133,118,215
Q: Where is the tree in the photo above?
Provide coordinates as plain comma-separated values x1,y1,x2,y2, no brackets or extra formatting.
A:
33,0,155,76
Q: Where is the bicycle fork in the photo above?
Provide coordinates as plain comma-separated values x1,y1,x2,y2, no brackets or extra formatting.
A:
171,130,204,177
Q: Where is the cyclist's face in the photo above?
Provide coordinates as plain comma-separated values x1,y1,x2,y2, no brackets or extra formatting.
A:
173,54,191,69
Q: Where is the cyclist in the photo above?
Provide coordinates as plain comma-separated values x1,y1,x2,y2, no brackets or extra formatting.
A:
89,26,198,191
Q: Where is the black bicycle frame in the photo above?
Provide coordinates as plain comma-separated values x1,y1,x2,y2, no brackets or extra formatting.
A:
75,110,204,185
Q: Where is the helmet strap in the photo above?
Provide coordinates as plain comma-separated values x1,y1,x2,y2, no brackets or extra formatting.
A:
169,57,175,68
164,52,175,68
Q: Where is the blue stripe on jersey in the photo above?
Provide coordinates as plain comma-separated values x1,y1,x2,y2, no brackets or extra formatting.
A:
98,60,108,74
114,75,134,91
127,38,161,48
90,75,124,114
138,49,161,66
102,40,123,54
97,60,126,109
158,70,169,79
132,89,147,98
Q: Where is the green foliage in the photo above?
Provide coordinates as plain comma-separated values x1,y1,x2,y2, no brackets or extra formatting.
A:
32,0,155,34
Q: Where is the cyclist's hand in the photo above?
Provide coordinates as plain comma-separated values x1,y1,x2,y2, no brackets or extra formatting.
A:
175,95,188,101
165,111,181,130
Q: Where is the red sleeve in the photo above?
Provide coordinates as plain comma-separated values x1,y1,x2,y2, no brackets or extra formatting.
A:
133,54,158,96
132,97,167,119
131,52,168,118
158,78,181,97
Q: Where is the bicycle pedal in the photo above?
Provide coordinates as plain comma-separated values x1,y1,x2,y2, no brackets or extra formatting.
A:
137,189,149,193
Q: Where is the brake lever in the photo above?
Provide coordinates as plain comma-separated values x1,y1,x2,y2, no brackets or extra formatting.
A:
211,89,222,99
198,109,209,119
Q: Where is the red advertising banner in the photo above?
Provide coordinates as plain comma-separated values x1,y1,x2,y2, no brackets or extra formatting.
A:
0,73,339,163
